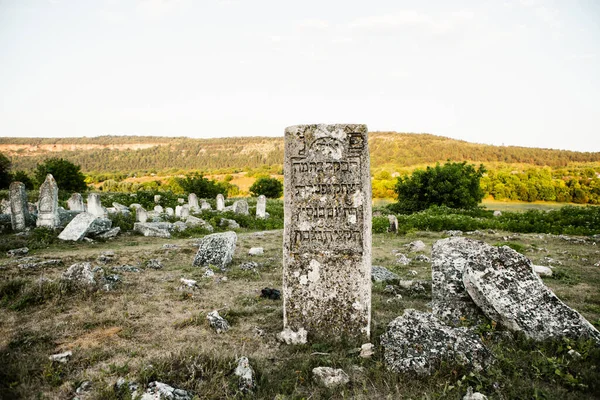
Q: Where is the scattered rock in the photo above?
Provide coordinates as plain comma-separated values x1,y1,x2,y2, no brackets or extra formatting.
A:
239,261,259,271
76,380,92,394
207,310,230,333
260,287,280,300
381,309,493,376
179,278,198,290
162,244,179,250
278,327,307,344
219,218,240,229
395,253,411,265
146,259,163,269
192,231,237,270
414,254,431,262
203,269,215,278
234,357,255,393
134,222,172,238
445,230,463,237
248,247,264,256
49,351,72,363
185,215,214,232
463,244,600,343
405,240,426,252
312,367,350,388
533,265,553,277
19,259,62,270
97,227,120,239
360,343,374,358
112,265,140,273
371,266,399,282
7,247,29,257
141,381,192,400
97,250,116,263
493,210,502,217
62,262,104,285
568,349,582,360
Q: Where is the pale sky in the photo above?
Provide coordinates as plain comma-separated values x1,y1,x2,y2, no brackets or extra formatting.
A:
1,0,599,151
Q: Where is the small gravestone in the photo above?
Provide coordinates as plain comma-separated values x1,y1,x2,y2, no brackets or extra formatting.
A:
154,195,161,203
233,200,249,215
87,193,107,218
175,205,182,217
154,205,164,214
192,231,237,270
216,194,225,211
387,215,398,233
165,207,174,217
136,207,148,223
201,200,212,210
188,193,199,211
67,193,85,211
283,124,372,341
256,195,267,219
181,205,190,219
36,174,61,228
9,182,31,232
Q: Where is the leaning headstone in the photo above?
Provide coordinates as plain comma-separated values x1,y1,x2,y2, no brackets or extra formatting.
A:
256,195,267,219
192,231,237,270
136,207,148,223
387,215,398,233
463,243,600,344
283,124,372,340
58,212,98,241
431,237,486,325
233,200,249,215
87,193,107,218
216,194,225,211
36,174,61,228
67,193,85,211
9,182,31,232
188,193,199,211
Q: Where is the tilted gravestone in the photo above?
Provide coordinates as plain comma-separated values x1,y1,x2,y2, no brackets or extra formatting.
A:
256,195,267,219
67,193,85,211
216,194,225,211
9,182,31,232
36,174,61,228
282,124,372,341
87,193,107,218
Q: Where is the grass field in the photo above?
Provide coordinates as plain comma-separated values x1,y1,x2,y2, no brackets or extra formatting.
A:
1,228,599,399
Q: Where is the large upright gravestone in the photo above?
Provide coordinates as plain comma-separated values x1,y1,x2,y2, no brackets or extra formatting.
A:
283,124,372,340
36,174,61,228
9,182,31,232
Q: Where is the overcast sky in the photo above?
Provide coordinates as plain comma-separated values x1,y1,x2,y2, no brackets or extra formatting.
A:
0,0,599,151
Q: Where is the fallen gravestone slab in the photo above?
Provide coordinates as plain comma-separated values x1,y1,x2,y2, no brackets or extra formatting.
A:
7,247,29,257
381,309,493,376
185,215,214,232
134,222,172,238
58,212,99,241
463,244,600,344
192,231,237,270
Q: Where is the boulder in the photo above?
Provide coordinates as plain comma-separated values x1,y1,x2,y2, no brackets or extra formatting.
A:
207,310,230,333
463,244,600,343
62,262,104,285
371,265,399,282
312,367,349,388
192,231,237,270
381,309,493,376
185,215,214,232
234,357,255,392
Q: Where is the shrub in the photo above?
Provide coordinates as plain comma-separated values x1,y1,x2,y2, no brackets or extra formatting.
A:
35,158,87,193
249,177,283,198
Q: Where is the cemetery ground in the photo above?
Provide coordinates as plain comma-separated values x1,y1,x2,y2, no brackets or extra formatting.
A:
1,226,600,399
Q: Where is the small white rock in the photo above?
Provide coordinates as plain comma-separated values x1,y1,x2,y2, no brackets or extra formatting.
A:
312,367,350,388
360,343,374,358
248,247,264,256
49,350,72,363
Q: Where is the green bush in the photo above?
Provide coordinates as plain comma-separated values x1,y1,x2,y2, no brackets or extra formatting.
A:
35,158,87,193
249,177,283,198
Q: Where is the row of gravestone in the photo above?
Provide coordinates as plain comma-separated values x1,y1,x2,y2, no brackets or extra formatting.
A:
2,174,269,233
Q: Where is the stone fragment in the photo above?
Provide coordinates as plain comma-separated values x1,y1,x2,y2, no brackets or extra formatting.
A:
86,218,113,236
431,237,486,325
414,254,431,262
185,215,214,232
134,222,171,238
154,195,161,203
165,207,174,217
256,195,267,219
112,265,140,273
62,262,104,285
87,193,107,218
395,253,411,265
216,194,225,211
219,218,239,229
248,247,263,256
97,227,120,239
112,202,131,214
260,287,281,300
207,310,230,333
188,193,199,211
192,231,237,270
66,194,85,212
371,266,399,282
18,259,62,269
142,381,192,400
283,124,372,340
49,351,72,363
154,205,164,214
172,221,187,232
201,200,212,210
179,278,197,290
146,259,163,269
360,343,374,358
445,230,463,237
9,181,31,232
405,240,426,252
312,367,350,388
387,215,398,233
97,250,116,263
278,327,307,344
233,200,249,215
463,387,488,400
462,244,600,343
493,210,502,217
381,309,493,376
234,357,255,393
533,265,553,276
58,212,98,241
7,247,29,257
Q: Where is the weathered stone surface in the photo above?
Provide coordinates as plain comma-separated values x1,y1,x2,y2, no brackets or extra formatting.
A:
248,247,263,256
462,244,600,343
36,174,61,228
142,381,192,400
201,200,211,210
19,259,62,269
7,247,29,257
371,266,399,282
87,218,112,236
219,218,240,229
463,387,489,400
180,205,190,219
58,212,98,241
388,215,398,233
136,207,148,223
165,207,174,217
66,193,85,212
406,240,426,252
134,222,171,238
9,182,31,232
278,327,308,344
233,200,249,215
1,198,10,214
207,310,230,333
87,193,107,218
381,309,493,376
431,237,486,325
97,227,120,239
216,194,225,211
256,195,267,219
62,262,104,285
234,357,255,392
395,253,411,266
185,215,214,232
283,124,372,341
188,193,199,211
172,221,187,232
154,205,164,214
533,264,553,277
312,367,350,388
192,231,237,270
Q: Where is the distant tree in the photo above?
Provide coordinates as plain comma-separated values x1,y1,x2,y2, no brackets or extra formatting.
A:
250,177,283,198
35,158,87,192
11,171,34,190
393,161,486,213
176,173,227,198
0,152,11,189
